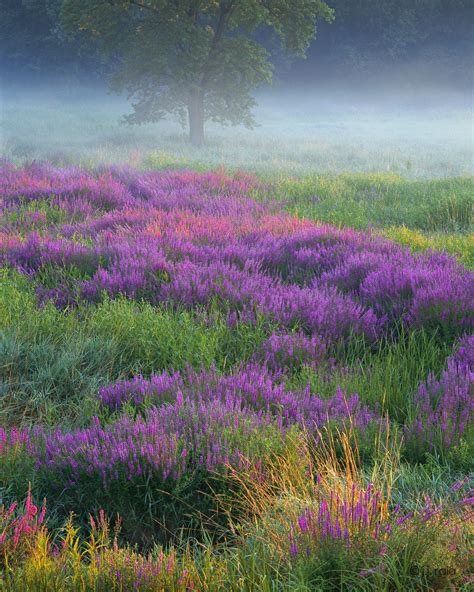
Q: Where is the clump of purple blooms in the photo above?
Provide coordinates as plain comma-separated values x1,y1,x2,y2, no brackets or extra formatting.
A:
289,477,473,560
1,162,472,343
289,483,387,556
259,332,328,372
98,371,184,410
405,334,474,452
98,363,375,434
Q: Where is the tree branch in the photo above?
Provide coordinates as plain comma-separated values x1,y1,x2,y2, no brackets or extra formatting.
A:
127,0,161,15
200,1,236,88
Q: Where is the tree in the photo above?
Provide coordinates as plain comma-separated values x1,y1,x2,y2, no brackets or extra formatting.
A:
60,1,333,145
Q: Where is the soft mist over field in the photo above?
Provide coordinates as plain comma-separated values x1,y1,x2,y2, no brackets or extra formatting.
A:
1,81,472,177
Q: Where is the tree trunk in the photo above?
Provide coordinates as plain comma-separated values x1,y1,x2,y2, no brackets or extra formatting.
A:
188,91,205,147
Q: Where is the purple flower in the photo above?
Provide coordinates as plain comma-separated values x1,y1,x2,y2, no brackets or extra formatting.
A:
404,335,474,453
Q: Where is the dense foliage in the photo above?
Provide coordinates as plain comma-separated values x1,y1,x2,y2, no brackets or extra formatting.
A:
303,0,474,72
0,0,101,80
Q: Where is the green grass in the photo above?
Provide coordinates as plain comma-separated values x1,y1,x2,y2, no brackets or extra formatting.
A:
293,328,451,422
268,173,473,232
381,226,473,268
0,270,276,427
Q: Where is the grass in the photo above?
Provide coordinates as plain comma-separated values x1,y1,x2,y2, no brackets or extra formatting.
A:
381,226,474,268
0,270,276,427
269,173,473,233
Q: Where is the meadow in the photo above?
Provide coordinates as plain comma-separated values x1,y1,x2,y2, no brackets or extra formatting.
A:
0,84,473,590
0,155,472,591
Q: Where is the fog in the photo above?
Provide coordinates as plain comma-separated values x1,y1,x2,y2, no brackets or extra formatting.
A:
1,77,472,178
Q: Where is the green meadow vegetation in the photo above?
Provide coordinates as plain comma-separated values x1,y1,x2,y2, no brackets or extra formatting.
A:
0,149,472,590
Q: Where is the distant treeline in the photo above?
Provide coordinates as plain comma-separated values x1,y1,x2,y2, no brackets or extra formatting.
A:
1,0,472,83
314,0,472,65
0,0,102,82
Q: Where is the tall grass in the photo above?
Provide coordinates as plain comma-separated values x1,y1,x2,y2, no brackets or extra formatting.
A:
0,270,275,426
1,431,471,591
269,173,473,232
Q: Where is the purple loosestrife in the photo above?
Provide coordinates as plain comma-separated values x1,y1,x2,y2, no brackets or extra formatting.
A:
259,331,328,372
98,371,184,411
289,478,473,560
36,397,279,489
0,163,133,210
1,162,472,341
289,483,387,557
455,334,474,366
98,364,377,435
0,234,97,274
404,334,474,452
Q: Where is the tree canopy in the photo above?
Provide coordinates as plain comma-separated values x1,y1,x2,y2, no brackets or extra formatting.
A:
60,0,334,145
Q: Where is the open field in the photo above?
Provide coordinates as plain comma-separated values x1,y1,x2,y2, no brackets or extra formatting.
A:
0,158,472,590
